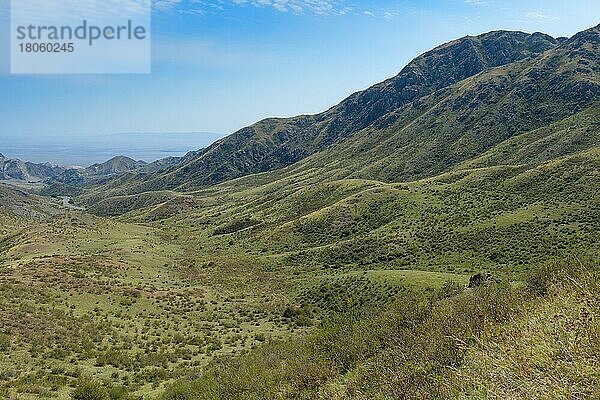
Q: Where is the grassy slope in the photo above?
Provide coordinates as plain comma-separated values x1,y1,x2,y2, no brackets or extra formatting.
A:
452,268,599,399
1,187,466,399
121,147,599,275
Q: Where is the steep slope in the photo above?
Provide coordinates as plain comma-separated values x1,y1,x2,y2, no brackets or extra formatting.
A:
312,25,600,182
92,30,560,195
252,24,599,183
459,103,600,168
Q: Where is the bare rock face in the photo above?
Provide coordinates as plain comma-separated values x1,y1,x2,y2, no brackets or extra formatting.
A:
467,273,500,288
0,154,152,186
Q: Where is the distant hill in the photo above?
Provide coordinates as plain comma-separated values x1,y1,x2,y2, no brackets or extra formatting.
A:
0,156,66,183
85,156,147,176
140,150,201,173
0,153,188,189
53,156,148,186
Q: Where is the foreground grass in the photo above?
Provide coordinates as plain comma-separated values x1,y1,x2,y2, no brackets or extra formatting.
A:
0,211,307,399
452,261,600,399
157,257,598,400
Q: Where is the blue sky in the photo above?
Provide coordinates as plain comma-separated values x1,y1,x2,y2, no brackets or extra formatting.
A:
0,0,599,159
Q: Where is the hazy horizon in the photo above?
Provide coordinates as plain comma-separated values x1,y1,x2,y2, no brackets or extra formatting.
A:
1,131,225,167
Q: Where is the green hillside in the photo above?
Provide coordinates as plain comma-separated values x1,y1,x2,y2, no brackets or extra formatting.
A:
79,29,563,198
79,25,599,211
159,258,599,400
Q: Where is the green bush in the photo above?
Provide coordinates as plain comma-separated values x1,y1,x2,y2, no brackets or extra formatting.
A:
162,376,218,400
71,379,109,400
0,333,10,352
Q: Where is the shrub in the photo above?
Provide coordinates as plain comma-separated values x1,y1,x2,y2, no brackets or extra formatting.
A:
161,376,218,400
526,256,596,295
71,379,109,400
0,333,10,352
436,280,464,299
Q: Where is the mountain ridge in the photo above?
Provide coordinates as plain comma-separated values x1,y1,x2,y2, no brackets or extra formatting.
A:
0,156,65,183
92,28,563,196
80,24,600,211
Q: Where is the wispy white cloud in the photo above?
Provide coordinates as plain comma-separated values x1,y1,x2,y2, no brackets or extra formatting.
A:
242,0,343,15
154,0,183,12
524,11,558,21
11,0,150,25
154,0,354,16
383,11,398,20
153,0,408,19
463,0,487,5
177,8,206,15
